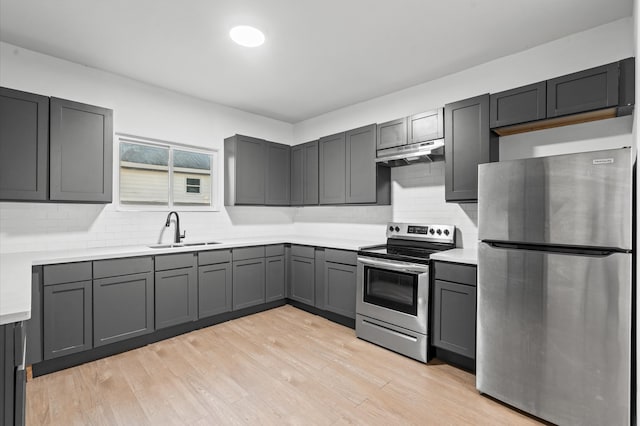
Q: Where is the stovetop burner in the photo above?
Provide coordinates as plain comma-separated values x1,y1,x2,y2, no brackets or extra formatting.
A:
358,222,456,264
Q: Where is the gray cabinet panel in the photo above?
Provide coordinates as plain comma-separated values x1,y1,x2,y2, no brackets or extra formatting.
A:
376,117,407,150
490,82,546,128
319,132,346,204
232,246,265,261
290,256,315,305
26,267,42,365
265,142,290,205
303,141,319,205
314,249,325,310
224,134,266,205
93,271,154,347
290,144,304,205
49,97,113,203
155,252,195,271
43,281,92,360
1,323,13,426
432,280,476,359
324,248,357,266
265,244,285,257
434,261,477,287
547,62,619,118
43,262,92,286
408,109,444,144
444,94,494,202
324,262,357,319
0,87,49,201
198,262,232,318
232,258,266,310
198,249,232,266
291,245,314,259
345,124,376,204
93,256,153,279
155,266,197,329
266,255,285,302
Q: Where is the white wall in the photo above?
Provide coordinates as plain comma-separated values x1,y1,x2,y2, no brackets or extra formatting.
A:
292,17,635,248
0,42,296,253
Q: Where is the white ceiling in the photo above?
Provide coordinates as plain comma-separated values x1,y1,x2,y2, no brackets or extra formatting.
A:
0,0,633,123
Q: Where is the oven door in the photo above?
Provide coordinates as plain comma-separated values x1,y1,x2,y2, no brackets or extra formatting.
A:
356,256,429,334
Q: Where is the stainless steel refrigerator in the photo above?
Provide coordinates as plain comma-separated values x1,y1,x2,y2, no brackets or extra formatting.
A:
477,147,634,426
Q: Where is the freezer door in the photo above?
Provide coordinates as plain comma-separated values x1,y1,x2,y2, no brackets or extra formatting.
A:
478,147,632,250
477,242,631,426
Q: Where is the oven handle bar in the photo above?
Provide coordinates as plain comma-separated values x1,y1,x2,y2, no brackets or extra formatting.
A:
357,256,429,274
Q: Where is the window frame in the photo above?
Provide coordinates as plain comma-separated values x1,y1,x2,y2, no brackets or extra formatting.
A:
115,133,219,212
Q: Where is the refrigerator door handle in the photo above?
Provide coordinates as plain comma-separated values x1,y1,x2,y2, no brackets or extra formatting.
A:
484,241,625,257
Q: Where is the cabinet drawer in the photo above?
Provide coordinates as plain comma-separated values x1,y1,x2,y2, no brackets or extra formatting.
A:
198,249,232,266
43,262,92,285
291,244,315,259
93,256,153,279
434,261,477,286
324,248,357,266
232,246,265,261
265,244,285,257
155,253,196,271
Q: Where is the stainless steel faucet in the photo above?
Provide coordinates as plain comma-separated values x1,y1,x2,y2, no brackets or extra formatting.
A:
165,211,185,243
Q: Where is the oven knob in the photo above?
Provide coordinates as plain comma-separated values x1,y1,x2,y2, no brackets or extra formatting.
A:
394,226,400,232
437,229,442,235
429,229,435,234
389,226,394,232
444,229,450,236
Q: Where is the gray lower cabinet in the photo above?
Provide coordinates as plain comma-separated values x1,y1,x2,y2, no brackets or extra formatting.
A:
0,87,49,201
289,245,315,305
1,321,26,426
49,97,113,203
155,253,198,329
232,257,266,310
26,267,42,365
323,249,357,319
198,250,232,318
432,261,477,360
265,245,285,302
43,280,93,360
92,257,155,347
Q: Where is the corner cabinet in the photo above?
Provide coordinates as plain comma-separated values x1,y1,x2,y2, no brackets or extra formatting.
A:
444,94,496,203
49,97,113,203
265,142,291,205
290,141,319,206
289,245,315,305
0,87,49,201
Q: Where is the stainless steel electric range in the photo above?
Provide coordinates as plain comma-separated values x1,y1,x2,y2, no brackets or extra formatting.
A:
356,222,456,363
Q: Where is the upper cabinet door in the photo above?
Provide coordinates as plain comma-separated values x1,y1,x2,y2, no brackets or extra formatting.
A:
290,144,304,206
265,142,290,206
49,97,113,203
319,132,346,205
376,117,407,150
408,109,443,144
0,87,49,201
303,141,319,205
546,62,619,118
345,124,376,204
234,135,266,205
490,82,546,128
444,94,493,203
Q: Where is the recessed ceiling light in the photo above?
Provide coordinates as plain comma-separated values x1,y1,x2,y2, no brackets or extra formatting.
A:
229,25,265,47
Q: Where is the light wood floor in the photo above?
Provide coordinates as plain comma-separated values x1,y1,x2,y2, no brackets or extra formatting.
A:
26,305,542,425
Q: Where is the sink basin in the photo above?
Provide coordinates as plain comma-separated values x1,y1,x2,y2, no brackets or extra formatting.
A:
148,241,220,249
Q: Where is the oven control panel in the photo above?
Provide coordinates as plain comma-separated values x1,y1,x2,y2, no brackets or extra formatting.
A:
386,222,455,244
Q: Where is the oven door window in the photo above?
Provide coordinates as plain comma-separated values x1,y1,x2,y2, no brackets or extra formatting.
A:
363,267,418,315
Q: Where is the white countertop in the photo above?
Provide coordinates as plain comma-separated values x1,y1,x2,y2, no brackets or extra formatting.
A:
0,235,384,325
429,248,478,265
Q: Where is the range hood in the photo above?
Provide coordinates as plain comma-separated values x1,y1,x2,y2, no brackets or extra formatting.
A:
376,139,445,166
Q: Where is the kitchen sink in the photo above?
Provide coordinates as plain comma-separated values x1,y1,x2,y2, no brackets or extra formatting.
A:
148,241,221,249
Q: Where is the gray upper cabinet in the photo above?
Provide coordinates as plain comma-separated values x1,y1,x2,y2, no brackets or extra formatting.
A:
290,141,319,206
444,94,496,203
155,253,198,329
345,124,376,204
49,97,113,203
43,262,93,360
198,250,232,318
0,87,49,201
265,142,291,205
490,82,546,128
432,261,477,360
376,117,407,150
319,132,346,205
92,257,154,347
408,109,444,144
224,134,266,205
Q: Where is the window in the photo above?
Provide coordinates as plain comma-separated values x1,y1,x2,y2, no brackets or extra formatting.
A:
117,134,218,210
